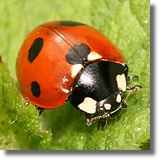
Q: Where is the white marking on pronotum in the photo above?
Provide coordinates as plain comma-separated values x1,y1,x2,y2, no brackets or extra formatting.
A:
78,97,97,114
116,74,126,91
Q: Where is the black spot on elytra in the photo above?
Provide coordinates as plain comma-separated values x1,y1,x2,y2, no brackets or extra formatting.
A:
28,38,43,62
31,81,41,98
59,21,86,26
65,43,90,66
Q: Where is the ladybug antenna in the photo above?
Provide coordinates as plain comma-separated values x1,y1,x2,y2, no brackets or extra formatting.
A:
86,112,109,126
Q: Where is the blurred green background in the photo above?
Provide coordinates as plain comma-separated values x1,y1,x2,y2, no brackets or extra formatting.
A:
0,0,150,150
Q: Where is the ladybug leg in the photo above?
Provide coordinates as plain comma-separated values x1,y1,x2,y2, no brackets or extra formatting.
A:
98,118,107,129
35,106,45,115
127,75,139,81
123,85,143,103
126,85,143,90
86,112,109,126
121,102,128,109
84,112,93,124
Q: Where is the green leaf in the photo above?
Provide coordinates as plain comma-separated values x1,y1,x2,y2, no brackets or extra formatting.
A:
0,0,150,150
0,58,52,150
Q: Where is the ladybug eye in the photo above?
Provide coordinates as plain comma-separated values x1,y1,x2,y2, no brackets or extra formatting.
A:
96,105,106,115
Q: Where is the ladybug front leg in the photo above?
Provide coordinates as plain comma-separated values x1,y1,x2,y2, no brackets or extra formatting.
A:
98,118,107,129
84,112,92,124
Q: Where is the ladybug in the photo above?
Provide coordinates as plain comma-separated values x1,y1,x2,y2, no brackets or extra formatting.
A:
16,20,142,128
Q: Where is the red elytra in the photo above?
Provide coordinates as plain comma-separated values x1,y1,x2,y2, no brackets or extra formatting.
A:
16,20,125,109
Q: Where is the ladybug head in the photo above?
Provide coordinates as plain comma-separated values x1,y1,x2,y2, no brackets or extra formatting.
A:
69,61,128,127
